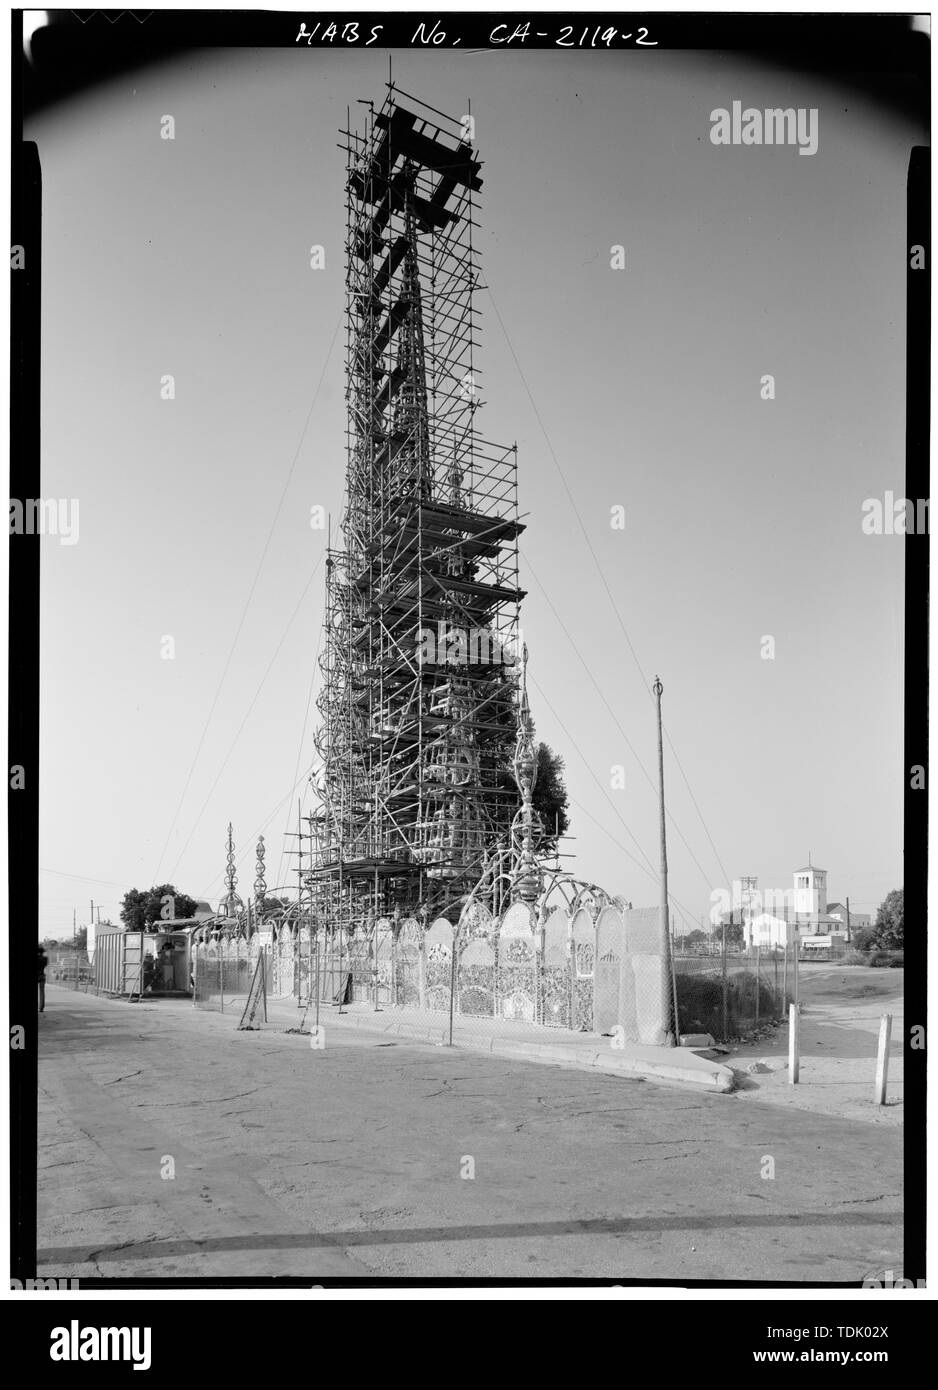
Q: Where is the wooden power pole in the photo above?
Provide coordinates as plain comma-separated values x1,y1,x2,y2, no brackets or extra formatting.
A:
653,676,678,1046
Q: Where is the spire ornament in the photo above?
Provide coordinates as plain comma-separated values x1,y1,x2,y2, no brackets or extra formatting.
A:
511,644,542,905
222,822,244,918
254,834,267,917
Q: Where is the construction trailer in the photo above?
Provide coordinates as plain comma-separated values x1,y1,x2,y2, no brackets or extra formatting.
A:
89,923,196,997
308,84,527,937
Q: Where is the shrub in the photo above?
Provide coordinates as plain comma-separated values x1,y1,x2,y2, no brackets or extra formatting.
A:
867,949,904,969
675,969,781,1039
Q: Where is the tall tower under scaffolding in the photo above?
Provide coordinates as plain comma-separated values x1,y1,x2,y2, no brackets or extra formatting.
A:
308,84,526,932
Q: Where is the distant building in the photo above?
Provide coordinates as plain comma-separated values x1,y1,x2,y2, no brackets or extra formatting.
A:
793,860,828,917
826,901,871,935
740,858,863,950
745,912,790,949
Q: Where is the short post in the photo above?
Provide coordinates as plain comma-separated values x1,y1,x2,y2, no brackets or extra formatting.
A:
875,1013,892,1105
788,1002,799,1084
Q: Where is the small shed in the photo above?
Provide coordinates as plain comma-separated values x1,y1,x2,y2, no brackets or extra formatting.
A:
90,923,197,997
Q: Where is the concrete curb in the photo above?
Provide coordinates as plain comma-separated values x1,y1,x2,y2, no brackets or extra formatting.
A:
278,1007,736,1093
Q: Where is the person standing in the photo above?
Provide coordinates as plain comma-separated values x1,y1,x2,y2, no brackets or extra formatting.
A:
159,941,175,991
37,945,48,1012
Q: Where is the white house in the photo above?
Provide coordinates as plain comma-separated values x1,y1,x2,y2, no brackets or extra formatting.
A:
744,912,792,950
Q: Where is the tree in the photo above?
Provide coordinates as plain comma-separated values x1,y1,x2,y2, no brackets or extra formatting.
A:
121,884,199,932
872,889,903,950
720,920,745,949
531,743,570,853
852,924,877,953
496,740,570,856
684,929,708,947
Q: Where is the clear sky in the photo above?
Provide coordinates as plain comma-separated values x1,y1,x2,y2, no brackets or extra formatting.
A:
27,44,920,938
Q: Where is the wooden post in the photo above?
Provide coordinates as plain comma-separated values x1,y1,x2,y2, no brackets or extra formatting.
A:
721,919,728,1042
773,945,778,1013
653,676,676,1046
788,1003,799,1084
875,1013,892,1105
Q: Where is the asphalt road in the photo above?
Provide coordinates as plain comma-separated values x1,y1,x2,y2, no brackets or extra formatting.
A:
37,987,902,1282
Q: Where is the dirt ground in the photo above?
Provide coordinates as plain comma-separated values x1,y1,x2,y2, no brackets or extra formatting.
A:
725,964,904,1127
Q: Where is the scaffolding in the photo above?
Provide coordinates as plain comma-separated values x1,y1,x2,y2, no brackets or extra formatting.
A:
308,84,526,934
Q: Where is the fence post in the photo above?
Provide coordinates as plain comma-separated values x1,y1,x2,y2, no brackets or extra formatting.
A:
875,1013,892,1105
670,922,681,1043
448,934,457,1047
773,947,778,1010
721,924,728,1042
783,941,788,1008
788,1003,799,1084
315,936,321,1033
220,946,225,1014
793,940,800,1012
261,949,268,1024
754,944,760,1025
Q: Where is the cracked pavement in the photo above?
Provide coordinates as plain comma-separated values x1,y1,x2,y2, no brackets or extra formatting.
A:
36,986,902,1282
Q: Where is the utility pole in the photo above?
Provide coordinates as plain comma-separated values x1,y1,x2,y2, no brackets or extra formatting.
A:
846,895,852,944
653,676,678,1046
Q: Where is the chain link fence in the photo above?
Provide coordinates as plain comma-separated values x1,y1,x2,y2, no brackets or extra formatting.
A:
673,945,791,1042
